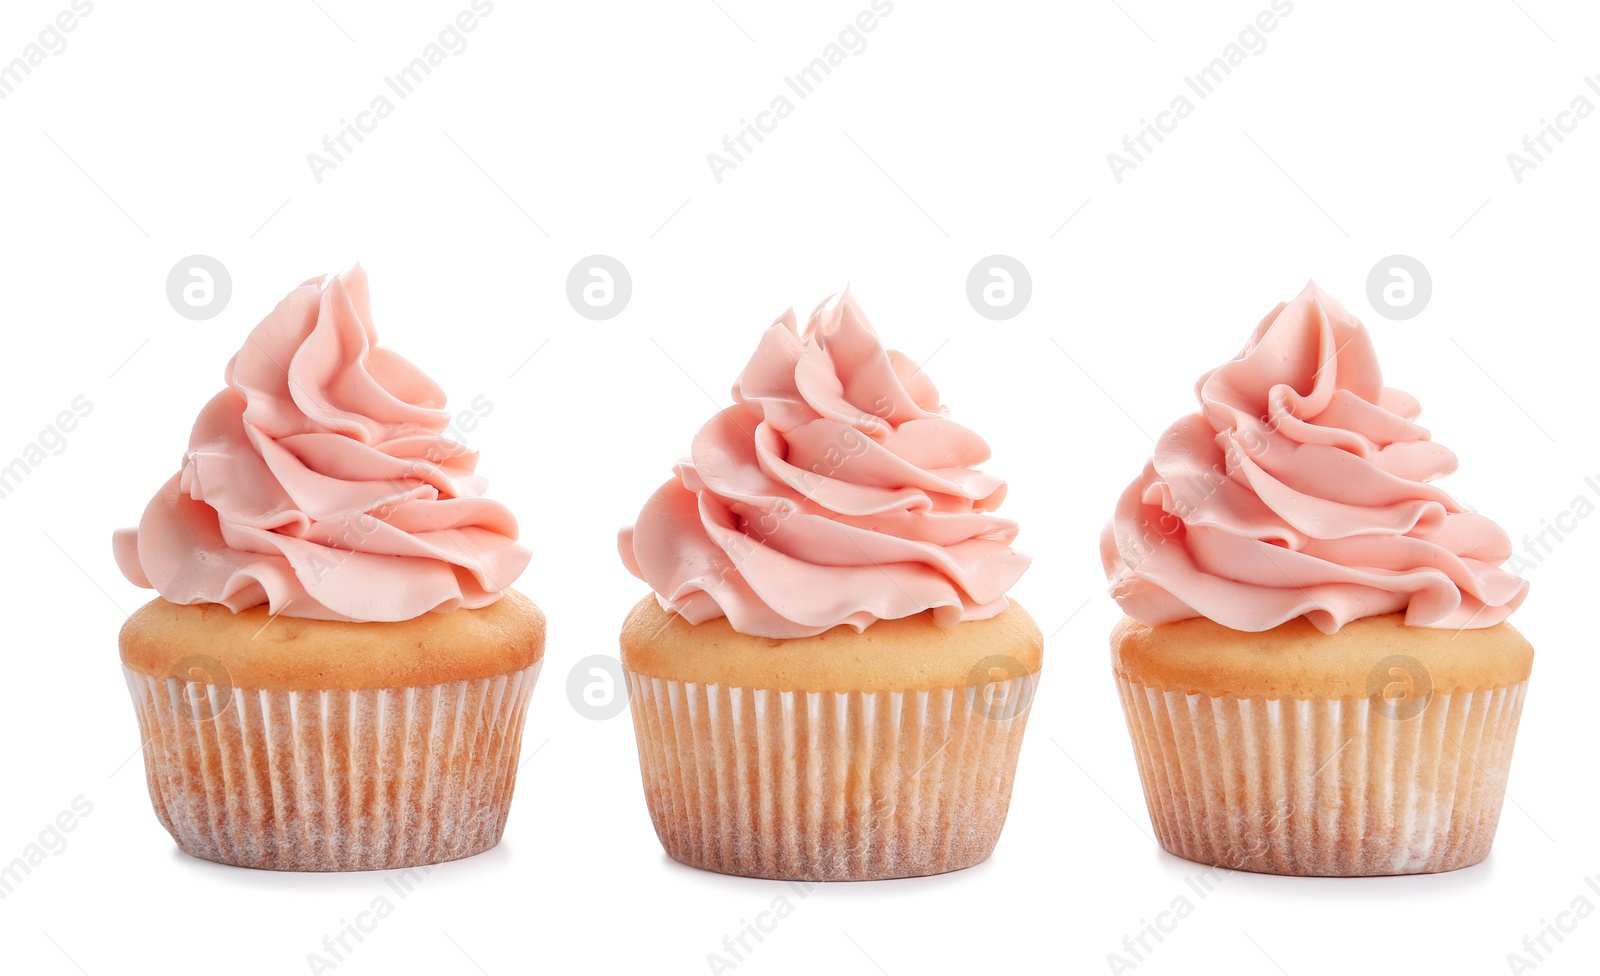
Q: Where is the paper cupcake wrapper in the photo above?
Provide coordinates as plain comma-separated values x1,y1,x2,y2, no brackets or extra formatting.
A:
1114,676,1528,876
624,671,1038,881
123,663,540,872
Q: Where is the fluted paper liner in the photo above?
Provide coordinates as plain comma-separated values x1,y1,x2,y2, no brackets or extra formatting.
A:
625,671,1038,881
123,663,540,871
1114,676,1528,876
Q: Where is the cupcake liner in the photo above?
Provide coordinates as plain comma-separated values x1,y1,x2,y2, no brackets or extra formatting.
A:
624,671,1038,881
1114,676,1529,876
123,663,541,872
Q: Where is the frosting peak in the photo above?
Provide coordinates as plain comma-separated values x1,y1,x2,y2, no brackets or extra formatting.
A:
113,266,530,622
1102,281,1528,634
620,291,1029,638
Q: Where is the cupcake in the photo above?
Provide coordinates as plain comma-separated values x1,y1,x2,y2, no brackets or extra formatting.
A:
113,267,544,872
1101,282,1532,876
618,291,1042,881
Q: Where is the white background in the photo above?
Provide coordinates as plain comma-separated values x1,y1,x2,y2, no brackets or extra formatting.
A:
1,1,1596,973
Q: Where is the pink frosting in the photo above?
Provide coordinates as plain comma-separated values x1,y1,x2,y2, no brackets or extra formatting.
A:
1102,282,1528,634
619,291,1030,638
113,266,530,622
